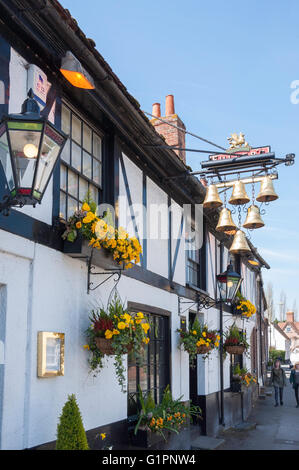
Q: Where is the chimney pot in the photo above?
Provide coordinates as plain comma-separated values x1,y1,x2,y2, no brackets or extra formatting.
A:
165,94,175,116
152,102,161,118
286,311,294,323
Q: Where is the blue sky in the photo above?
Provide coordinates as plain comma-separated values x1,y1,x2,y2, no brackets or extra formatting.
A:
60,0,299,319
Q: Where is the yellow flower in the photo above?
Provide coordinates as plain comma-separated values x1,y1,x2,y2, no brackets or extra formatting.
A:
113,329,120,335
82,202,90,212
137,312,144,319
192,330,197,335
76,221,82,229
143,337,150,344
123,313,132,323
105,329,113,339
100,433,106,440
83,344,90,350
215,342,219,348
202,331,206,337
216,335,220,341
118,322,126,330
135,319,142,324
141,323,150,333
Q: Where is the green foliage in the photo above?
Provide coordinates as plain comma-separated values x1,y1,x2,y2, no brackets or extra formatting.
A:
85,293,151,393
224,323,249,350
269,348,285,364
177,318,219,368
134,385,202,440
56,394,89,450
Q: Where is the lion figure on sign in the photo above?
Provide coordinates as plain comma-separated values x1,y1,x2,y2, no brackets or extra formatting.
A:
227,132,249,149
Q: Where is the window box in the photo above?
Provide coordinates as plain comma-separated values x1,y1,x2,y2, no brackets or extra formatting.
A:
63,236,123,271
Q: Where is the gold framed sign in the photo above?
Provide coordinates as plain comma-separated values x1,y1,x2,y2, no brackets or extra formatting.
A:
37,332,65,378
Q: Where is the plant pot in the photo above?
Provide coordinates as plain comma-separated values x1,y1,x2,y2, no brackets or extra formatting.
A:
95,337,132,355
196,344,211,355
225,345,246,355
231,381,242,393
130,427,169,448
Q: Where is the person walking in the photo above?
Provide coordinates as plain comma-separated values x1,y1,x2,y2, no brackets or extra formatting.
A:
289,362,299,408
270,359,287,407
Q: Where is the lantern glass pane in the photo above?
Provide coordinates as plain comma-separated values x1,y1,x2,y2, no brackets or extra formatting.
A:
8,123,42,188
0,124,14,190
34,125,64,195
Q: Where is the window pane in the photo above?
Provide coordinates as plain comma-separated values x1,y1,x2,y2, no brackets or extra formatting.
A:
61,138,70,164
0,126,14,190
71,114,81,144
61,105,71,135
68,170,78,198
93,133,102,161
83,123,92,153
79,177,88,202
83,151,92,179
92,158,101,185
8,128,40,188
67,196,79,217
60,165,67,192
89,184,98,205
60,191,66,219
71,142,81,171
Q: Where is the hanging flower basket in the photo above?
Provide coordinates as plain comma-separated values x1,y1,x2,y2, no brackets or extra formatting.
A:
95,337,133,356
225,345,246,355
196,344,211,355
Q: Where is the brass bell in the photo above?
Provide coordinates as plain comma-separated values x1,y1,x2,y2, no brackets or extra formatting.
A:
256,176,279,203
216,208,237,232
229,180,250,205
229,230,251,255
243,205,265,229
203,184,223,209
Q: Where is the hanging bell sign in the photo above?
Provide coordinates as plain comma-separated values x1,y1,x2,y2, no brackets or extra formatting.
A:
203,184,223,209
256,176,279,203
229,230,251,255
228,180,250,205
243,205,265,229
216,207,237,232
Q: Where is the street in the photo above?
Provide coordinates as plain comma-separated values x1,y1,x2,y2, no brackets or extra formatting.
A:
219,368,299,450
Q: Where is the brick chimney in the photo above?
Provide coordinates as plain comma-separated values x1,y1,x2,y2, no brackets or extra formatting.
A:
151,95,186,163
286,311,294,323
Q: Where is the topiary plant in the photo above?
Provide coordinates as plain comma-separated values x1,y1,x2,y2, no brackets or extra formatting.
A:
56,394,89,450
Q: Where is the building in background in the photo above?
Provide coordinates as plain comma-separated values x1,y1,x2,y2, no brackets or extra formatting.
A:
269,323,291,362
278,312,299,364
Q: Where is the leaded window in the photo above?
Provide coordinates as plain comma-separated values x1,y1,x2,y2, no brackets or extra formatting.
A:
59,103,102,220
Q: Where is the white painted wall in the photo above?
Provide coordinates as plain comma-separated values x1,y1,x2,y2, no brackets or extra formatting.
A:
0,228,190,449
269,323,290,360
146,177,169,278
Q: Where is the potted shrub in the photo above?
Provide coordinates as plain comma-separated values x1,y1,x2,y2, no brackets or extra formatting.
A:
177,319,220,367
84,294,150,392
62,193,142,271
56,394,89,450
131,385,201,448
224,323,249,355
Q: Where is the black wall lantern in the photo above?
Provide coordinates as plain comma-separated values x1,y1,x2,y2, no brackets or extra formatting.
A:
216,262,243,305
0,89,67,215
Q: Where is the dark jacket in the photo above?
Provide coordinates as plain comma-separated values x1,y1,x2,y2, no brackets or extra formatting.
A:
290,369,299,389
270,367,287,388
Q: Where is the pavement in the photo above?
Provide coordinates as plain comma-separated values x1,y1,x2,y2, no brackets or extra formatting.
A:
218,367,299,450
